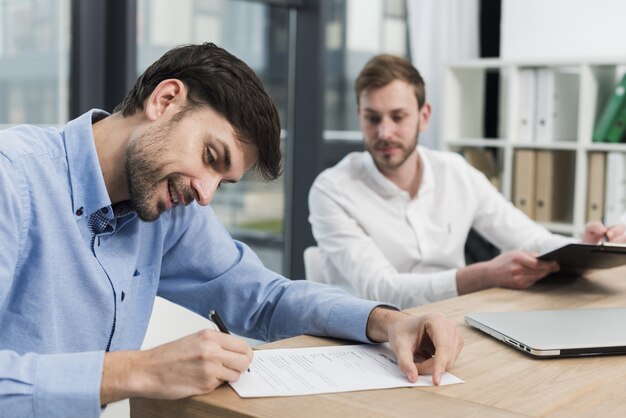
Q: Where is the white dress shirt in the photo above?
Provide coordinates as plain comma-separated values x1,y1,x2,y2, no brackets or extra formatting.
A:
309,147,571,309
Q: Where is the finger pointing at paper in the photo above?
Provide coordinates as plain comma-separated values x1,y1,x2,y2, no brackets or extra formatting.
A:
366,308,463,386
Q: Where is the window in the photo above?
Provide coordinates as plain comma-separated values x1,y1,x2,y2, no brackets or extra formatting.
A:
323,0,408,138
137,0,290,272
0,0,70,125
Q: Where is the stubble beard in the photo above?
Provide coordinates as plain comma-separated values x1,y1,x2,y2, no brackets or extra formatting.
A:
125,122,174,222
368,130,420,171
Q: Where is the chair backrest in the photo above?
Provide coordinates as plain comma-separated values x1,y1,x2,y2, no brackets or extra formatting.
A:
303,246,324,283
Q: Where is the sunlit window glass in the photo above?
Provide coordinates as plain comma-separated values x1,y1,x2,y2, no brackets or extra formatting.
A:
324,0,407,137
0,0,70,125
137,0,289,272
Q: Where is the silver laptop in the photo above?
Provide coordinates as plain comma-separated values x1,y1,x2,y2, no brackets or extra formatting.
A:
465,307,626,357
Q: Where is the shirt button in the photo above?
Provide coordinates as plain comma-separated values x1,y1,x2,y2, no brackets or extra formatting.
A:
75,207,84,216
100,207,109,214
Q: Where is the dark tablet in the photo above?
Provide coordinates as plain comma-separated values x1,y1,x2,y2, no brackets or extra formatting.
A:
538,242,626,274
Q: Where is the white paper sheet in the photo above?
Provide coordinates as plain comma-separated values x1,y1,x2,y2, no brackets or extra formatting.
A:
229,343,463,398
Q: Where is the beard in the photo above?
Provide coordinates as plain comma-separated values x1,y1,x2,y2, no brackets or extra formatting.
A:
124,121,195,222
366,129,420,170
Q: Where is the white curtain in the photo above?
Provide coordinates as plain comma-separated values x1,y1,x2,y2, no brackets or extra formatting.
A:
407,0,480,149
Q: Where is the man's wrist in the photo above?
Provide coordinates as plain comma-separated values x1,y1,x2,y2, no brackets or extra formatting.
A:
366,306,402,343
456,262,490,295
100,350,145,405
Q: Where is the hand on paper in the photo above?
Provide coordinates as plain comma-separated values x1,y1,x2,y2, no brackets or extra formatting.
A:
582,220,626,244
100,329,253,405
366,308,463,386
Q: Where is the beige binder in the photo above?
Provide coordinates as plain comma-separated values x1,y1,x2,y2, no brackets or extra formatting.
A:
587,152,606,222
462,148,500,190
513,149,537,219
535,150,575,222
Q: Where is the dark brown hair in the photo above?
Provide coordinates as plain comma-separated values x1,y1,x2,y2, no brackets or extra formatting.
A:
115,43,282,180
354,54,426,109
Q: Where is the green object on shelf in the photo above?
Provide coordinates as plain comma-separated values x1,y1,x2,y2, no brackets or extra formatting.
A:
593,74,626,142
593,73,626,143
606,103,626,143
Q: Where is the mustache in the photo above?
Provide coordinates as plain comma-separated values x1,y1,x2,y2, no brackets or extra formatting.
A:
373,139,403,149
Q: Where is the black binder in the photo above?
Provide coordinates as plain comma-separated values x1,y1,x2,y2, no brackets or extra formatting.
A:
538,242,626,274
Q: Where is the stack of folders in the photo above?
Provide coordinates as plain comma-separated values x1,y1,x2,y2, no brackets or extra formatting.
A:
588,152,626,225
513,149,575,223
593,73,626,143
461,148,500,190
517,67,580,143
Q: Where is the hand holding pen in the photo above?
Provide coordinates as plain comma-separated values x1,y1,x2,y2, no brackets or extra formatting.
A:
582,220,626,245
210,310,251,372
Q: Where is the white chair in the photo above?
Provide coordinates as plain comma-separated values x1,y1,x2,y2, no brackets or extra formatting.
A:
303,246,324,283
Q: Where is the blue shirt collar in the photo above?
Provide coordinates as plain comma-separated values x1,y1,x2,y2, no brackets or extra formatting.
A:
63,109,113,218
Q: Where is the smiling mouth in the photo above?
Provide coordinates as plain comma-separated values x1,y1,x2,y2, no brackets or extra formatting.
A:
168,179,180,205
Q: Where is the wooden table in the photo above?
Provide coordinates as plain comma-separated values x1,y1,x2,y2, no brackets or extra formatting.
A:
131,268,626,417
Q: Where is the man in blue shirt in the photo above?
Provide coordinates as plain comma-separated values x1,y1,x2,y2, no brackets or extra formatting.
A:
0,43,462,417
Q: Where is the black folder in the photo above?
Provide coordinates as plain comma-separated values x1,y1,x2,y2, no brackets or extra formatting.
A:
538,242,626,274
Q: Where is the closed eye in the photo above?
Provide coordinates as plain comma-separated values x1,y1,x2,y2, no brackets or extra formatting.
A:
205,147,216,165
365,115,381,125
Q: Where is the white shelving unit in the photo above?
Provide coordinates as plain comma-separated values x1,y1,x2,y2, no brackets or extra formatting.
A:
442,58,626,237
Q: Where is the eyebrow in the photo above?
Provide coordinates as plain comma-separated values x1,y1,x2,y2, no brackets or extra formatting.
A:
363,107,408,114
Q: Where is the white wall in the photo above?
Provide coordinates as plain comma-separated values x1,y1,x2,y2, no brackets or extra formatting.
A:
502,0,626,59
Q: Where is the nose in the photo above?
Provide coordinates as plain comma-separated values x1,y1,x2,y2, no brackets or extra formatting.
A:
377,117,393,140
191,176,220,206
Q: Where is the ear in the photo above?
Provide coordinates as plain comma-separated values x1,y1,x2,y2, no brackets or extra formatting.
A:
418,102,432,132
144,79,187,121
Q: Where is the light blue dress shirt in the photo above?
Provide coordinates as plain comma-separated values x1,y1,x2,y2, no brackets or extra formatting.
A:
0,110,384,418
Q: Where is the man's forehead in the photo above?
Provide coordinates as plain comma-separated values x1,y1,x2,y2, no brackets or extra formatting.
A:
360,82,418,108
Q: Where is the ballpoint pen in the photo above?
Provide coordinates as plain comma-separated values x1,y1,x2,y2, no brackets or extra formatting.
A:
209,310,250,372
209,309,230,334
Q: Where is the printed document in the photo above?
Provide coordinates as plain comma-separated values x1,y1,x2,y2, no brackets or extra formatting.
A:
229,344,463,398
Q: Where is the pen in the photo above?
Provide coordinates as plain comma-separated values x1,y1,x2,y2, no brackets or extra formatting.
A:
209,310,250,372
209,309,230,334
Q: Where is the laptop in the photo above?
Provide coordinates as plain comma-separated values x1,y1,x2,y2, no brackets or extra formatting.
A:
465,307,626,358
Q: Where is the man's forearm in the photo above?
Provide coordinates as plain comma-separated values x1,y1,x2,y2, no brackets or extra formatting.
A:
455,262,491,295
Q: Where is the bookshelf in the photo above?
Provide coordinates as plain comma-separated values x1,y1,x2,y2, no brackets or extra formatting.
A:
442,58,626,237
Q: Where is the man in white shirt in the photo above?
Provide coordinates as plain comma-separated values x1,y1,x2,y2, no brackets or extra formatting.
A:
308,54,625,309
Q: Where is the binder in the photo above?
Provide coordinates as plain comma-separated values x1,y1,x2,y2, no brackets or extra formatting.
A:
535,68,580,143
535,150,575,223
593,73,626,143
604,152,626,225
461,148,500,189
513,149,537,219
606,102,626,143
586,152,606,222
518,68,537,143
